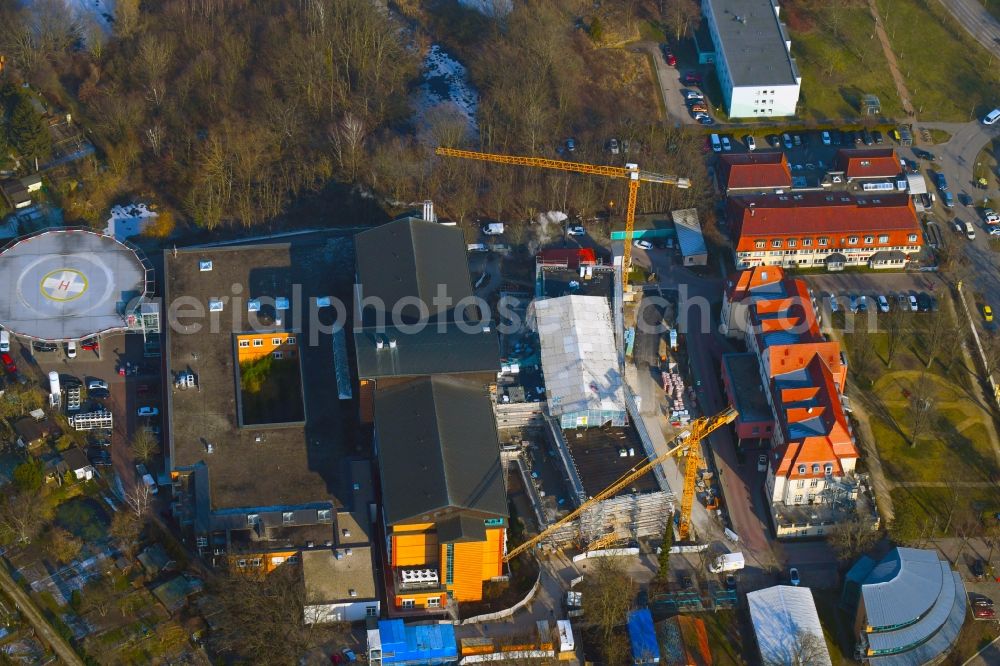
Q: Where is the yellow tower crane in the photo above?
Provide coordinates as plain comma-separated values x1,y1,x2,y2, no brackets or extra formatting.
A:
503,407,738,562
434,147,691,289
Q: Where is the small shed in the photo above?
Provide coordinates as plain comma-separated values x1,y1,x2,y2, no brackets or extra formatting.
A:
824,252,846,272
0,180,31,210
672,208,708,267
19,175,42,193
61,447,95,481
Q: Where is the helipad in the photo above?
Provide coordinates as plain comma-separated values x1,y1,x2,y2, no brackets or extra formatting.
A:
0,229,151,341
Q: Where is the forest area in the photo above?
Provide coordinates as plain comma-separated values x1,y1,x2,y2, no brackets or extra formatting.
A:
0,0,714,240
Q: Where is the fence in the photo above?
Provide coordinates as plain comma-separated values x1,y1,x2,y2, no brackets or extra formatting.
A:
459,571,542,625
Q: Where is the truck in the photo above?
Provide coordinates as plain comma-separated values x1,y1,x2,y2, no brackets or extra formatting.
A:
135,463,158,495
708,551,745,573
482,222,504,235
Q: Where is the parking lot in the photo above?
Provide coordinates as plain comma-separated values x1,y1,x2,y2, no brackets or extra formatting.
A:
17,331,162,499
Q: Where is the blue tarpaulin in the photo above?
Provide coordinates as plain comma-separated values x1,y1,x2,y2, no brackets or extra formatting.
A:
627,609,660,664
379,620,458,665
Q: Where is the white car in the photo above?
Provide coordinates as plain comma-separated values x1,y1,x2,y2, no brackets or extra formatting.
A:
989,227,1000,237
137,406,159,417
567,225,586,236
757,454,767,472
821,130,831,145
908,294,919,312
789,568,801,586
482,222,504,235
88,379,108,391
633,239,653,250
877,295,890,313
608,138,620,155
683,90,703,101
66,340,77,359
744,135,756,152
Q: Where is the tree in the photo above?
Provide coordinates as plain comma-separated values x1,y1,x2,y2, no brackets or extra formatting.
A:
207,565,347,665
657,521,674,582
763,631,829,666
130,427,160,464
124,483,153,520
582,557,635,663
12,459,43,493
8,93,51,161
883,307,908,368
827,516,879,562
849,325,876,385
921,310,959,370
43,527,82,564
0,492,45,545
110,512,141,559
906,373,938,447
889,493,924,545
660,0,702,43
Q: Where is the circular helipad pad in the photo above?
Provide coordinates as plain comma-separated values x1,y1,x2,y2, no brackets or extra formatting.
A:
0,229,148,341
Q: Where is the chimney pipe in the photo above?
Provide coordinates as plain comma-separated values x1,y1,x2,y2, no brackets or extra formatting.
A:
422,200,435,222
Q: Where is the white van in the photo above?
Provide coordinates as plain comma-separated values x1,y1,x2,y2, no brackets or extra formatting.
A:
66,340,77,359
710,133,722,152
0,331,9,353
983,108,1000,126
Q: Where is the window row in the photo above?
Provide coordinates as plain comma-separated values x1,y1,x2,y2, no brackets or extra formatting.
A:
238,336,298,348
754,234,917,249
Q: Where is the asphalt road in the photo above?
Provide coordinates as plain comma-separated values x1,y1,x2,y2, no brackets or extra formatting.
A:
630,41,697,127
0,561,84,666
939,0,1000,58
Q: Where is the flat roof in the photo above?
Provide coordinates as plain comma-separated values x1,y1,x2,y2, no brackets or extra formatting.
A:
722,353,771,423
354,323,498,379
303,547,377,604
672,209,707,258
705,0,799,87
165,244,346,512
0,229,149,341
534,295,625,418
565,426,659,497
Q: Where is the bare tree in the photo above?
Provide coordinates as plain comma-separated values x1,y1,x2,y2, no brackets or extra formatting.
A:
849,325,877,386
884,307,908,368
131,427,160,464
827,516,879,562
329,113,366,182
582,557,636,662
206,565,348,665
906,372,938,447
659,0,702,42
921,310,959,370
763,630,829,666
110,511,141,559
0,493,45,545
124,483,153,519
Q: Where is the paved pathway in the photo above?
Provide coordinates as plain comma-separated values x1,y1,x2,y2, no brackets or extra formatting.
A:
938,0,1000,59
868,0,916,117
628,41,696,127
0,561,84,666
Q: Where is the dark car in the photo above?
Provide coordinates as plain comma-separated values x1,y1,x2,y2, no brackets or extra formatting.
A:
862,130,874,145
792,133,802,146
839,130,853,145
32,341,57,352
913,147,936,161
958,192,973,206
60,374,82,388
971,559,985,578
917,292,932,312
973,596,994,608
88,387,110,399
934,171,948,190
87,450,112,466
872,130,884,144
829,130,841,146
766,134,781,148
854,130,864,144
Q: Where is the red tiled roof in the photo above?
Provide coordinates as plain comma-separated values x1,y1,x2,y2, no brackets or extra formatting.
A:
835,148,900,179
729,192,919,238
728,265,785,300
717,151,792,191
537,248,597,268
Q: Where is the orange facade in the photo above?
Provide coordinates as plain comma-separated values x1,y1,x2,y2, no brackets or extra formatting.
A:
235,331,298,363
390,523,505,607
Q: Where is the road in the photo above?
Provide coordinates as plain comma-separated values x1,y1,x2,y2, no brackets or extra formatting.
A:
939,0,1000,59
0,561,85,666
629,41,696,127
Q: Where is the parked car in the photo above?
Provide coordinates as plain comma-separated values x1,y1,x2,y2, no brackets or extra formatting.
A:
89,387,110,400
829,294,840,313
943,191,955,208
782,133,793,149
854,130,864,144
137,406,159,417
633,239,653,250
908,294,918,312
60,374,82,388
757,454,767,472
792,133,802,146
862,130,874,145
984,208,999,225
983,305,994,323
682,89,704,101
789,568,800,586
766,134,781,148
482,222,504,235
974,606,996,619
81,338,99,351
889,128,901,142
88,379,108,390
689,103,708,114
1,353,15,375
66,340,76,359
660,44,677,66
720,136,732,151
872,130,884,144
608,138,620,155
696,114,715,126
744,135,756,151
821,130,831,145
857,295,870,313
913,147,936,161
0,331,8,354
989,227,1000,237
88,450,112,466
972,596,994,608
32,341,57,352
565,137,576,153
971,559,985,578
877,295,890,313
682,71,702,85
567,225,586,236
896,293,909,310
917,292,932,312
848,294,859,313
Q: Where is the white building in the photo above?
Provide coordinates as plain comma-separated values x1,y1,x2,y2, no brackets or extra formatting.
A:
747,585,832,666
702,0,801,118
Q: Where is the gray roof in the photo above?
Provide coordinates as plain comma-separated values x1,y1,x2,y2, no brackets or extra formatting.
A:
354,218,472,326
906,173,927,195
374,376,507,525
302,547,377,604
533,295,625,418
0,229,148,341
722,353,771,423
747,585,832,666
705,0,800,87
855,548,966,663
354,323,499,379
672,208,707,258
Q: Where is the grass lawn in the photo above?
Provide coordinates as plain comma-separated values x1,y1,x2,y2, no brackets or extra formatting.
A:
785,2,903,120
927,129,952,145
875,0,1000,121
238,356,305,425
55,497,108,542
891,485,1000,536
700,610,743,666
812,589,853,664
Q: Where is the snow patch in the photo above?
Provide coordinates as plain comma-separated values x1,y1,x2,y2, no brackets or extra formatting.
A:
63,0,116,37
458,0,512,17
413,44,479,139
105,203,157,241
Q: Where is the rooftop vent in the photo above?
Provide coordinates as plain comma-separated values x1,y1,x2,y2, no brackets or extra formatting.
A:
342,528,351,537
306,540,315,548
316,296,332,308
199,260,213,271
388,338,397,349
275,297,289,310
206,443,214,454
208,299,224,312
248,299,261,312
376,338,385,350
349,589,357,597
